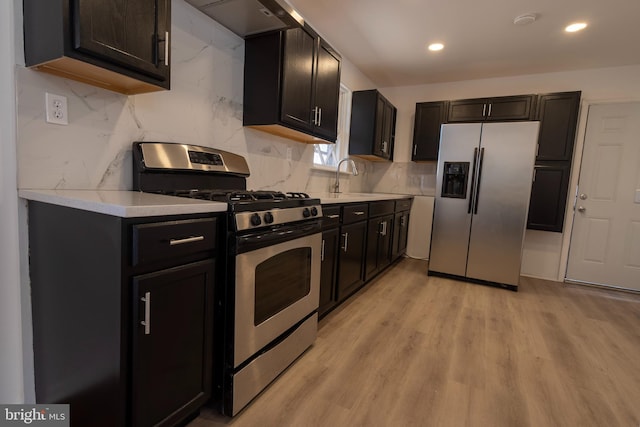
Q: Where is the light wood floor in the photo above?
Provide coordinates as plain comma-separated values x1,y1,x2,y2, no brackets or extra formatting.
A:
190,258,640,427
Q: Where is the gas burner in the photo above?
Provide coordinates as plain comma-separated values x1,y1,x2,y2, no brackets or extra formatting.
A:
286,192,310,199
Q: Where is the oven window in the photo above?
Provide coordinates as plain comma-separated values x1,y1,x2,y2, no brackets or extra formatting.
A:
254,247,312,325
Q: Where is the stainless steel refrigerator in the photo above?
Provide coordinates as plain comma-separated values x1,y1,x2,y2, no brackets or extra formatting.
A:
428,122,539,290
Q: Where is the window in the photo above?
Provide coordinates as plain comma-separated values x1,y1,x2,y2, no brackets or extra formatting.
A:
313,84,351,168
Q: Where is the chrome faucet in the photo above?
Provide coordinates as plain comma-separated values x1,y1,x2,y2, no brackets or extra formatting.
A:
333,158,359,193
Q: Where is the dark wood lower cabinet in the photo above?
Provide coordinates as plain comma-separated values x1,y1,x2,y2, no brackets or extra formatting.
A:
392,210,410,260
321,199,412,317
336,221,366,301
365,215,393,281
319,227,340,316
132,260,214,427
28,202,217,427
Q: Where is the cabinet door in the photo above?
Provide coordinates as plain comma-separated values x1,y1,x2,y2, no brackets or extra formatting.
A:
365,215,393,280
377,215,393,271
337,221,366,301
319,228,339,317
392,211,409,259
373,96,387,157
313,41,341,141
449,95,534,122
281,28,315,131
132,259,214,427
412,101,448,161
485,95,535,121
527,162,571,232
75,0,170,81
448,98,489,122
373,97,394,159
365,219,381,280
535,92,581,161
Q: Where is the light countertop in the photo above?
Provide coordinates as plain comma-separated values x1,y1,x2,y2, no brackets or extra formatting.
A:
18,189,227,218
307,192,414,204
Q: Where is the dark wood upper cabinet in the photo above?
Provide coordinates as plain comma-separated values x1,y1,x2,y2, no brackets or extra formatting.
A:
526,91,581,233
535,91,581,161
244,26,341,144
349,89,397,161
23,0,171,95
412,101,448,161
313,40,342,140
280,28,316,131
448,95,535,122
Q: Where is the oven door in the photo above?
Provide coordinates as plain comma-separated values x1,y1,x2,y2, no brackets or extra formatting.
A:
234,222,321,368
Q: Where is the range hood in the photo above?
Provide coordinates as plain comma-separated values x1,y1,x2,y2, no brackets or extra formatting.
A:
185,0,304,38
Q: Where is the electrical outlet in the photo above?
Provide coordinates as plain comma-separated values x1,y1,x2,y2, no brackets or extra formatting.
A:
45,93,68,125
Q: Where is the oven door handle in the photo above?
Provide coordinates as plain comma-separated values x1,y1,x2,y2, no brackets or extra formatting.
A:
236,221,322,253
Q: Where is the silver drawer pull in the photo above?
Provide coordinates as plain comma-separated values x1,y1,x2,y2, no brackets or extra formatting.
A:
321,239,326,261
353,211,366,216
141,292,151,335
169,235,205,246
327,214,340,219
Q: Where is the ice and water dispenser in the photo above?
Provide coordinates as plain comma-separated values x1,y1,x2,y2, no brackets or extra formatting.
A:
441,162,469,198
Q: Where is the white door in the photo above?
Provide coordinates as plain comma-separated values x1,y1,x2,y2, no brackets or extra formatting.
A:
566,102,640,291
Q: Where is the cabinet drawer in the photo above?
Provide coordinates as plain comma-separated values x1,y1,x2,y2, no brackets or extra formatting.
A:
395,199,413,212
322,205,341,228
369,201,394,217
132,217,217,266
343,204,369,224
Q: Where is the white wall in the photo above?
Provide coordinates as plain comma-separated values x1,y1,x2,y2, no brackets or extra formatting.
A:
0,0,24,404
377,65,640,280
15,0,372,195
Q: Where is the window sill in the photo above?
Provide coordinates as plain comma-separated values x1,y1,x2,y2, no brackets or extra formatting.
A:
312,165,353,175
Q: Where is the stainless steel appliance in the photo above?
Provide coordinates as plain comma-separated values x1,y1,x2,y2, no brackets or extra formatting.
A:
428,122,539,290
184,0,304,38
132,142,322,416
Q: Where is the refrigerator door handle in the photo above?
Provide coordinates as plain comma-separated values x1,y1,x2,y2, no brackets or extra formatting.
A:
468,147,479,214
473,148,486,214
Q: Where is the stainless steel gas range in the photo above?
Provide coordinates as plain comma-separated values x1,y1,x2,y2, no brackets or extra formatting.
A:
132,142,322,416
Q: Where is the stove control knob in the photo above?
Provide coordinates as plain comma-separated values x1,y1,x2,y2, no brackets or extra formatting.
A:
303,207,311,218
310,207,318,217
250,213,262,226
264,212,274,224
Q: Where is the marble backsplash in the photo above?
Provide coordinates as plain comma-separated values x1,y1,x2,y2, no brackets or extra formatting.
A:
16,0,431,197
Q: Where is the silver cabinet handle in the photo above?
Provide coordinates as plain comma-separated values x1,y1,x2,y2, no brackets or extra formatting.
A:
318,107,322,127
482,104,487,117
381,221,387,236
164,31,170,66
413,145,417,156
327,214,340,219
488,103,492,117
141,292,151,335
382,141,388,152
321,239,326,261
342,232,349,252
353,211,366,216
400,216,406,227
169,235,204,246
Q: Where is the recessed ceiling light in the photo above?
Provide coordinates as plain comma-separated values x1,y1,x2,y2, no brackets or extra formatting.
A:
565,22,587,32
428,43,444,52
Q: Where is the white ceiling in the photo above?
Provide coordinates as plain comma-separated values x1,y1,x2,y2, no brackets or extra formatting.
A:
287,0,640,87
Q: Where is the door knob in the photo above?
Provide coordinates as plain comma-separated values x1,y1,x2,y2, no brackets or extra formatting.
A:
577,206,586,212
579,193,588,200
